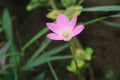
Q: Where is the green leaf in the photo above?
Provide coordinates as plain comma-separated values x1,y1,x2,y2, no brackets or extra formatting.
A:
82,16,107,25
81,14,120,26
105,70,115,79
0,41,11,59
22,27,49,51
48,62,58,80
49,55,72,61
46,10,62,19
34,72,46,80
0,41,11,55
2,9,19,78
9,43,20,65
84,47,93,60
65,6,83,19
22,44,69,70
2,8,13,41
85,47,93,55
67,59,85,73
103,21,120,28
27,3,41,11
0,64,12,73
109,14,120,18
28,38,52,63
83,6,120,12
78,13,120,27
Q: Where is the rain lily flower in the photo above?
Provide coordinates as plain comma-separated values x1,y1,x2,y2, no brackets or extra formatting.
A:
46,14,84,41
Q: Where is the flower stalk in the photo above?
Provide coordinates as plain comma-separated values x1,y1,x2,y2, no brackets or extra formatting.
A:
68,41,81,80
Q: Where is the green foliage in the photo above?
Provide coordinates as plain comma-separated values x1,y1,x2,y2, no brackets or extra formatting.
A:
47,10,62,19
105,70,116,80
103,21,120,28
65,6,83,19
61,0,76,8
83,6,120,12
67,59,85,73
1,8,20,80
0,74,14,80
1,8,19,66
83,47,93,60
1,0,120,79
46,5,83,19
2,8,13,41
0,41,11,56
82,16,107,25
34,71,46,80
0,41,11,73
28,38,52,62
48,62,58,80
67,47,93,73
27,0,48,11
110,14,120,18
22,44,69,70
22,27,49,52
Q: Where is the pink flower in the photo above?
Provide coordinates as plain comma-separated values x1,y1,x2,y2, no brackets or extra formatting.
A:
46,14,84,41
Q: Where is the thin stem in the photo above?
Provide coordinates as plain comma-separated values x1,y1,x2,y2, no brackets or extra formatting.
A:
77,0,84,5
49,0,58,10
88,62,95,80
82,16,108,26
10,44,18,80
48,62,58,80
14,69,18,80
68,41,81,80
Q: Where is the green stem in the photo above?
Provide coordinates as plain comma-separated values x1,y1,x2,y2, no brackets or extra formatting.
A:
48,62,58,80
77,0,84,5
68,41,81,80
88,62,95,80
14,69,18,80
10,44,18,80
83,16,108,25
49,0,58,10
22,28,49,52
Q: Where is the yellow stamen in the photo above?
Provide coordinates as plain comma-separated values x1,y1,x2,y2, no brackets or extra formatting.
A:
62,32,71,38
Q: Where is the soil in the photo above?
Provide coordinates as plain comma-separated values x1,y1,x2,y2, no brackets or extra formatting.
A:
0,0,120,80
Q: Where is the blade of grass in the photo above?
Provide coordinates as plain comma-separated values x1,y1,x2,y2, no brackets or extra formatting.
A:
48,62,58,80
77,0,84,5
34,71,46,80
103,21,120,27
49,55,72,61
22,27,49,52
2,8,13,41
81,16,108,25
22,44,68,70
0,41,11,55
22,55,71,71
28,38,52,63
79,14,120,26
2,8,18,80
109,14,120,18
83,6,120,12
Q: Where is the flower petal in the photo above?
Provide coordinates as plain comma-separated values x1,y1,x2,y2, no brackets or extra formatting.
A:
63,37,73,41
69,16,77,30
56,14,69,28
72,25,84,37
47,33,63,40
46,23,60,34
